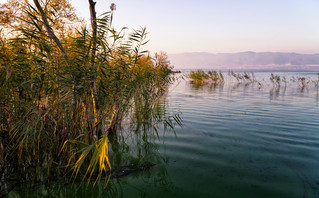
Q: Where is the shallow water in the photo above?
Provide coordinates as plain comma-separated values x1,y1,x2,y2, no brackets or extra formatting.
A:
6,72,319,198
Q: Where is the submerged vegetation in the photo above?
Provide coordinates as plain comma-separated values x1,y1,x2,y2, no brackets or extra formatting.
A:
0,0,181,195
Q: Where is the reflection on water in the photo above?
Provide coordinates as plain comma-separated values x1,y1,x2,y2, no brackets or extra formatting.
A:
168,72,319,198
188,72,319,104
6,126,177,198
5,79,181,198
6,72,319,198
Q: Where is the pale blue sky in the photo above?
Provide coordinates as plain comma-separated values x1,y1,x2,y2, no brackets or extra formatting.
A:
72,0,319,54
1,0,319,54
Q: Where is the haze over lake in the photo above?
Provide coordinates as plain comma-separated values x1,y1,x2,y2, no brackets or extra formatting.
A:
169,52,319,71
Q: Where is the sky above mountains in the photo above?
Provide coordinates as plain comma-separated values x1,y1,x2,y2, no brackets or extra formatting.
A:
72,0,319,54
1,0,319,54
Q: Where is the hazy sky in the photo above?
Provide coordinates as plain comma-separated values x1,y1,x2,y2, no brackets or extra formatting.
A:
1,0,319,54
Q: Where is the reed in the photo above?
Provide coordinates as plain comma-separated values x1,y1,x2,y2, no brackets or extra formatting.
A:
188,70,209,85
229,71,256,83
208,71,224,84
270,73,281,88
188,70,224,85
188,71,319,91
0,0,180,193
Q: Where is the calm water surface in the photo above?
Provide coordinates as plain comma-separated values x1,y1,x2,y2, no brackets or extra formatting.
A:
7,72,319,198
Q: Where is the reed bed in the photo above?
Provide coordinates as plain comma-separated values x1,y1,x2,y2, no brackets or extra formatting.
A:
188,70,224,85
0,1,181,195
187,70,319,90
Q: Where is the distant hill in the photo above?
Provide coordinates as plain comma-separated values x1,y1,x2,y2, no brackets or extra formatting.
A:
168,52,319,70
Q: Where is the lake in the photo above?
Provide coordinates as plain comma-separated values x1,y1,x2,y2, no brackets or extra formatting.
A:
6,71,319,198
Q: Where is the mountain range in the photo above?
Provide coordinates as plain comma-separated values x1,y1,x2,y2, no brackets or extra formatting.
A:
168,52,319,70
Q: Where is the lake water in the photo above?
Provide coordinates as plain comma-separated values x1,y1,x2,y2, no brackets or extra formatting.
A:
6,72,319,198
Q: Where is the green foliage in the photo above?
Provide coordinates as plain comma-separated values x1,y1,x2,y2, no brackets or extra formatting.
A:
188,70,208,85
0,0,178,192
188,70,224,85
208,71,224,83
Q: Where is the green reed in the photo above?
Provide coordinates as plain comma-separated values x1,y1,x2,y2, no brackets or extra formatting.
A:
188,70,224,85
0,1,181,194
187,71,319,91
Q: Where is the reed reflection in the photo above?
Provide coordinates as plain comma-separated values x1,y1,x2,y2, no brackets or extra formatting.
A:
3,70,182,197
6,98,180,198
186,71,319,103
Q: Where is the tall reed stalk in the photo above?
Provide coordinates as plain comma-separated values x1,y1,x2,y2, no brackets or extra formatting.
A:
0,0,178,193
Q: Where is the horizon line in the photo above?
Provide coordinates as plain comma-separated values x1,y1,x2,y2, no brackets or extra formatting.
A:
168,51,319,55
